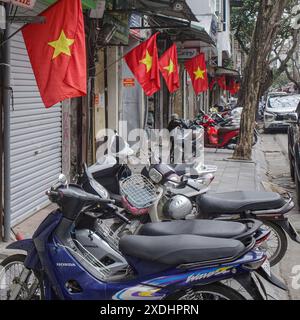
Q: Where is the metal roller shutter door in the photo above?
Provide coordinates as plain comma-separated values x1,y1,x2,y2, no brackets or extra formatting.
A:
10,2,62,225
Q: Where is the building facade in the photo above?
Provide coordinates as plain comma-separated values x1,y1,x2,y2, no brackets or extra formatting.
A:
0,0,237,241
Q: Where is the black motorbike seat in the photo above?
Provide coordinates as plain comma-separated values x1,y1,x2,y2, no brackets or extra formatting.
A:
198,191,285,215
218,126,239,134
119,234,245,266
138,220,247,239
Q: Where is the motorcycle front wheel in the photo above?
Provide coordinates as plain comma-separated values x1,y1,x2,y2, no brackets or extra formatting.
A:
0,254,43,300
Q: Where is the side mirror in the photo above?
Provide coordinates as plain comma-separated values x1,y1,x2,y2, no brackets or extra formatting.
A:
58,174,67,186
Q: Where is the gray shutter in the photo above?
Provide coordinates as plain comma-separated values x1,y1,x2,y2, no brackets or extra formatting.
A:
10,2,62,225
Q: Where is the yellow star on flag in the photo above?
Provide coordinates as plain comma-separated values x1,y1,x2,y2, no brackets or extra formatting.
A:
163,59,175,75
194,67,206,80
48,30,75,60
140,50,153,73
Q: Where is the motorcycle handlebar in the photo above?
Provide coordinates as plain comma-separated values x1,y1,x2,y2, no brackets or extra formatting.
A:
113,210,131,224
46,189,116,205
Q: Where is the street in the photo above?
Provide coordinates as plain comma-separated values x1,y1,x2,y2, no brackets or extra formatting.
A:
202,131,300,299
260,132,300,300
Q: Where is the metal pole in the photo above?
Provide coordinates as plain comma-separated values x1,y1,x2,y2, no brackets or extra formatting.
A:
3,4,11,242
0,31,3,242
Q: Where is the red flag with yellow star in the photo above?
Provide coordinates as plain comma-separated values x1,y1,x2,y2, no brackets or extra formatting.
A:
217,75,227,90
184,53,208,95
159,44,180,93
229,80,240,95
22,0,86,108
124,33,160,96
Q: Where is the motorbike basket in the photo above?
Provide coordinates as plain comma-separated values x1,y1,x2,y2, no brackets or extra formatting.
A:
120,174,158,213
121,197,151,216
96,219,120,252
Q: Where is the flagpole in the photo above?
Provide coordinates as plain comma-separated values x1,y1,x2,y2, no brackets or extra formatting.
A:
3,3,12,242
0,16,46,49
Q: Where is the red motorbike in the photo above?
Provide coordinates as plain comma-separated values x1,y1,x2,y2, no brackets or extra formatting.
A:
195,114,257,149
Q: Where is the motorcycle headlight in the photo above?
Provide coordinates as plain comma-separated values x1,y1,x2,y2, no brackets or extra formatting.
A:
149,168,163,184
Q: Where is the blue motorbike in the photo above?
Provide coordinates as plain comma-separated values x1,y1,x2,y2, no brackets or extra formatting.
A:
0,178,287,300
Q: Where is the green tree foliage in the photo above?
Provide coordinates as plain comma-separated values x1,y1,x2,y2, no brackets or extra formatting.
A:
231,0,260,54
231,0,299,93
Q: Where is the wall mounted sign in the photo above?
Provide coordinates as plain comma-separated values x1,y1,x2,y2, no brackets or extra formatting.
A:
2,0,36,9
123,78,135,87
177,48,198,61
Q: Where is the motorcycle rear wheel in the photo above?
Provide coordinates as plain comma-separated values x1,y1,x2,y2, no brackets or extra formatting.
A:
0,254,43,300
259,221,288,267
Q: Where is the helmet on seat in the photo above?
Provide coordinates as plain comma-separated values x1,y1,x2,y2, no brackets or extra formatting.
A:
163,195,193,220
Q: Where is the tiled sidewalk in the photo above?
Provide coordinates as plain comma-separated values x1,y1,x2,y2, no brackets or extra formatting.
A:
204,148,263,192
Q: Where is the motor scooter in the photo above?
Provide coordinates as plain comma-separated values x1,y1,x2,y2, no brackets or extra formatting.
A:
195,111,258,149
0,176,286,300
80,133,214,202
79,163,288,267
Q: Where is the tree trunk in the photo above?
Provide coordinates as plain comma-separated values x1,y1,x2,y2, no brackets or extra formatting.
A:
233,0,289,160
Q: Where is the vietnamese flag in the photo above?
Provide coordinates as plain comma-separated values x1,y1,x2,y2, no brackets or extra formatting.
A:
209,77,217,90
217,75,227,90
226,78,235,93
230,81,241,95
184,53,208,95
124,33,160,96
22,0,87,108
159,44,180,93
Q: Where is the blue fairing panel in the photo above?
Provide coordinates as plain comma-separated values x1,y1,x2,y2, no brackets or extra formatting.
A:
7,239,34,252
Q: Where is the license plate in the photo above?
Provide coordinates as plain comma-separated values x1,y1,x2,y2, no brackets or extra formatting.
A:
261,259,271,277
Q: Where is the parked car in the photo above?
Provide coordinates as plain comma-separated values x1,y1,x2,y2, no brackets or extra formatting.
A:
264,94,300,132
288,103,300,206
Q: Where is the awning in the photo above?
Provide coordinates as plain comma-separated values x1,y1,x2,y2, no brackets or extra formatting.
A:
135,0,197,22
106,0,198,22
215,67,240,77
156,18,216,47
42,0,96,9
